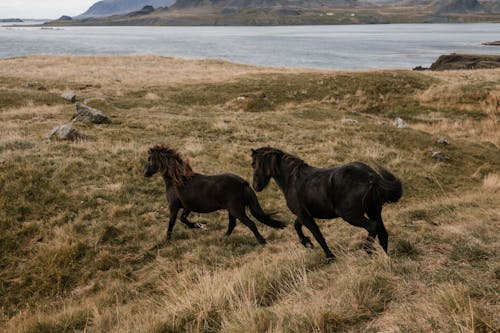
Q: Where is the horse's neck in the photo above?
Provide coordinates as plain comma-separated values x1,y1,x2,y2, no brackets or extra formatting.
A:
161,174,175,188
273,162,300,194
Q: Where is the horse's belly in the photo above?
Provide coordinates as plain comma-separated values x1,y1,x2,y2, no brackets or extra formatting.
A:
180,197,223,213
307,206,338,219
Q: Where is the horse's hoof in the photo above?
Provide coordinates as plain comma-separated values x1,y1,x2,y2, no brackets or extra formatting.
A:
363,244,375,255
326,256,336,263
194,223,206,229
302,238,314,249
258,239,267,245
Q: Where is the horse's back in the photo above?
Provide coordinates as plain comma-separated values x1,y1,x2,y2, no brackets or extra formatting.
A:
297,162,379,218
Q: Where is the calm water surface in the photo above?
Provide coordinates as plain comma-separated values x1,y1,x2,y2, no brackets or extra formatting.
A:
0,23,499,69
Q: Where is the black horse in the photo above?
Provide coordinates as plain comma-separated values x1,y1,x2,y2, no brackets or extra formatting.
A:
251,147,402,260
143,145,285,243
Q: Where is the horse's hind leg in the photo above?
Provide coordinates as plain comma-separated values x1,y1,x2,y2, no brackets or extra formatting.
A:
180,210,205,229
299,214,334,260
294,219,314,248
343,214,379,254
367,208,388,253
229,206,266,245
226,213,237,236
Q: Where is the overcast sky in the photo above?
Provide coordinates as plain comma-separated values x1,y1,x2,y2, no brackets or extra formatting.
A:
0,0,97,19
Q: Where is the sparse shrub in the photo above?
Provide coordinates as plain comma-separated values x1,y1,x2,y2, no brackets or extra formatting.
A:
394,239,420,258
21,308,92,333
450,243,490,265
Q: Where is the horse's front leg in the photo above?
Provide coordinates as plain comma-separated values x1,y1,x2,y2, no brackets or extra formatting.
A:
294,218,314,248
299,214,335,261
180,210,205,229
166,202,181,241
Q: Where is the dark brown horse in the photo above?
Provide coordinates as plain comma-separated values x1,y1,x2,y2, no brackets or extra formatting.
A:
144,145,285,243
251,147,402,260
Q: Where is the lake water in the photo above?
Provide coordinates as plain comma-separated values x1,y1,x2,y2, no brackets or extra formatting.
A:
0,23,499,69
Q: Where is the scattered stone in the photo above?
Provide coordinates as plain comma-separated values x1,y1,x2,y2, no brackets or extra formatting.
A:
237,92,267,101
432,151,449,161
482,41,500,46
49,124,86,141
73,102,111,124
83,97,107,105
22,81,46,90
62,91,76,103
341,118,359,125
437,137,449,145
394,117,407,128
96,198,108,205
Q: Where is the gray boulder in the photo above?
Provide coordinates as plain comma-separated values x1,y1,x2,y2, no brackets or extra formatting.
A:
432,151,449,161
73,102,111,124
341,118,359,125
22,82,46,91
62,91,76,103
437,137,449,145
394,117,407,128
49,124,86,141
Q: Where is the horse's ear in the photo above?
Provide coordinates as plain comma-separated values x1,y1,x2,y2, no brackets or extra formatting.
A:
251,148,256,154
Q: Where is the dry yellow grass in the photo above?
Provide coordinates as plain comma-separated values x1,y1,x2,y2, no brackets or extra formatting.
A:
0,56,499,333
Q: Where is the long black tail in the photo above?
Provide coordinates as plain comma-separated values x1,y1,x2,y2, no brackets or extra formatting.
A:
373,165,403,204
244,185,286,229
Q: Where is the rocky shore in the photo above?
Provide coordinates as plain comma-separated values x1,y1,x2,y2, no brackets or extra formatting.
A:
414,53,500,71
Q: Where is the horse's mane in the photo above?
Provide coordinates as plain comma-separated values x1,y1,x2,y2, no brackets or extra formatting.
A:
256,147,309,177
148,144,194,186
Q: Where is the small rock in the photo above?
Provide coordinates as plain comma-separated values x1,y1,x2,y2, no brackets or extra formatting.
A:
49,124,86,141
412,66,428,71
432,151,449,161
394,117,407,128
437,137,449,145
96,198,108,205
73,102,111,124
341,118,359,125
237,92,267,101
22,81,46,91
62,91,76,103
83,97,107,105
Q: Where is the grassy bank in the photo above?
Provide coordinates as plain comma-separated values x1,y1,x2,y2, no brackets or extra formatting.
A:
0,55,499,332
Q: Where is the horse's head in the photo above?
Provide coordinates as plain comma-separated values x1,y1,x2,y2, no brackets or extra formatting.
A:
143,147,161,177
144,145,194,186
251,147,281,192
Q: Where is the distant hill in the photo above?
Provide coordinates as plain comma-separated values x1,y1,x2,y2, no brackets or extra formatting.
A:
44,0,499,25
172,0,357,9
434,0,484,14
0,18,23,22
78,0,176,18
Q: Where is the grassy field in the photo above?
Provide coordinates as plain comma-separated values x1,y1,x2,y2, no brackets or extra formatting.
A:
0,55,499,332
